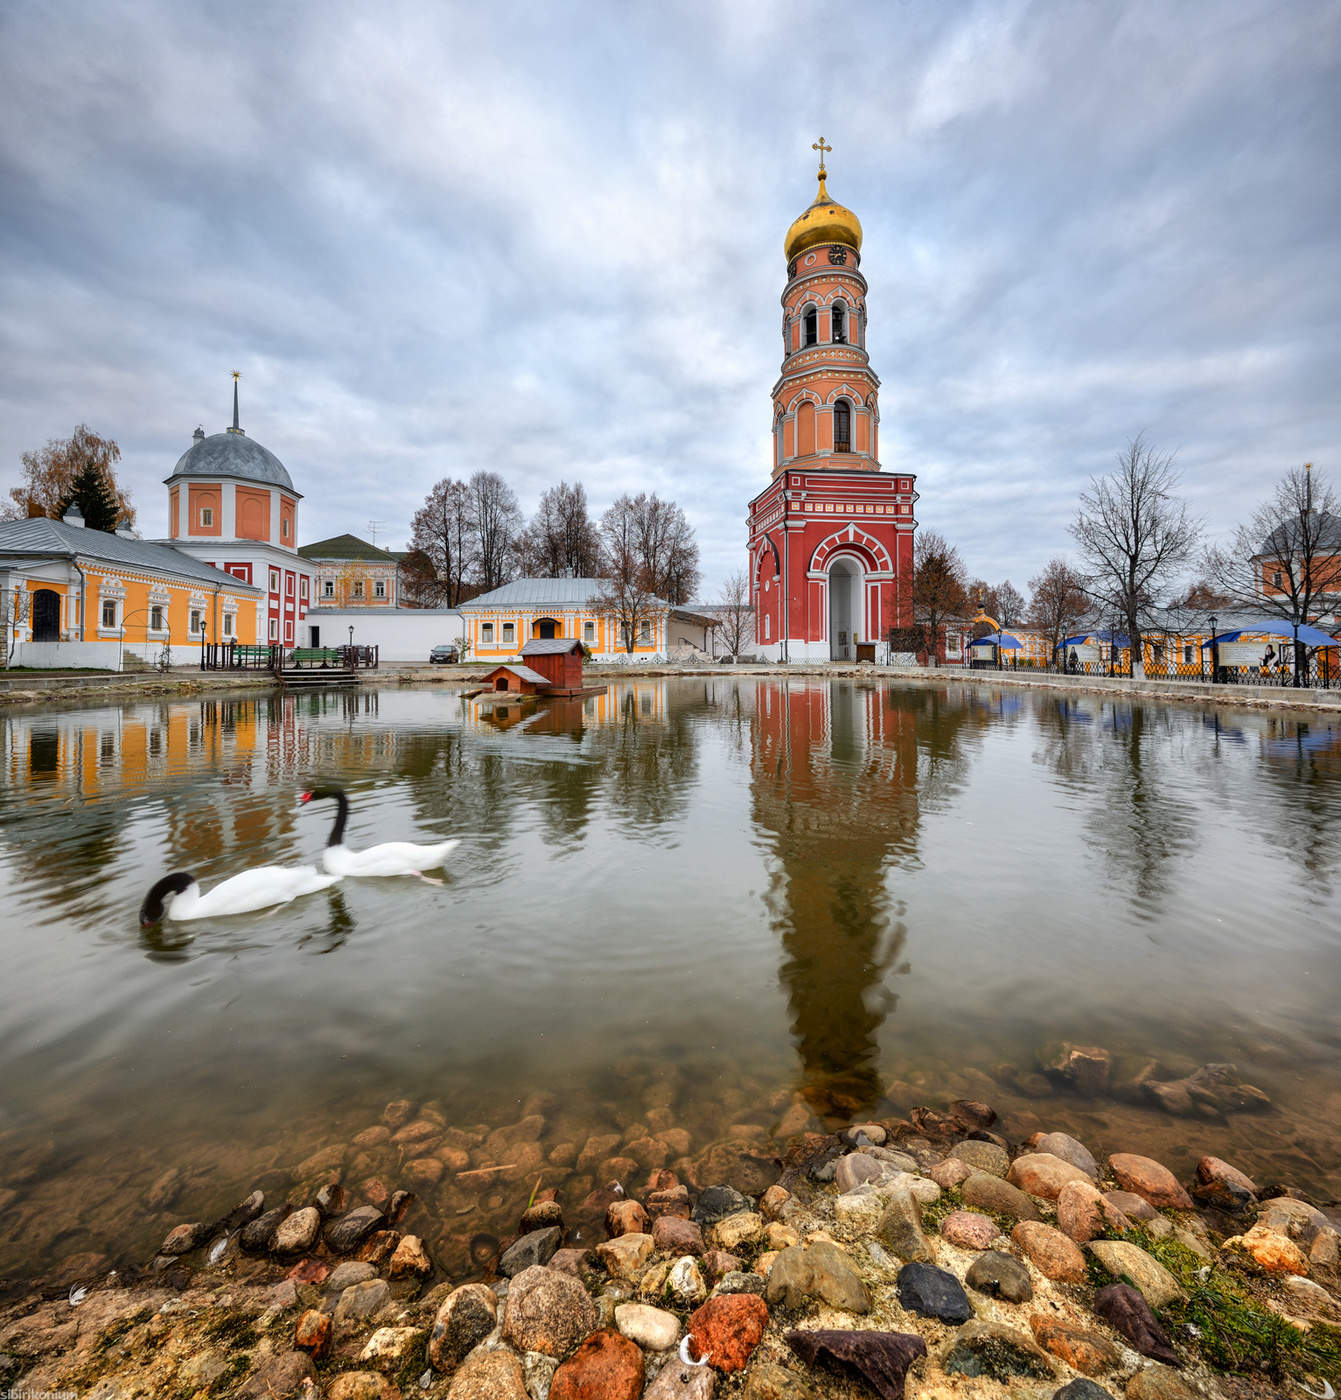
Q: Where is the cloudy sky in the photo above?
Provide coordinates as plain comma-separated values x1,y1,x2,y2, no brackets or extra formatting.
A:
1,0,1337,597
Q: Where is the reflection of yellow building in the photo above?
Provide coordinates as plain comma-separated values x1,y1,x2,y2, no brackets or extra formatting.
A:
0,515,263,669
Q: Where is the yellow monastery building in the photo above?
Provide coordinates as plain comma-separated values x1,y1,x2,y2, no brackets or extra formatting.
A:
460,578,714,662
0,511,262,669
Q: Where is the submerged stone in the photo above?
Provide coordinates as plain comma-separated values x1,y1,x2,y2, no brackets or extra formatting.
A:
896,1261,974,1322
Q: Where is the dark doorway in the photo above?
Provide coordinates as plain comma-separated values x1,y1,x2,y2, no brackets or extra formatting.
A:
495,677,509,690
536,618,558,640
32,589,60,642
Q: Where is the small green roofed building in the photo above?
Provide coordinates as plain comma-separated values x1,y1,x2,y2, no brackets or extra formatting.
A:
299,534,399,608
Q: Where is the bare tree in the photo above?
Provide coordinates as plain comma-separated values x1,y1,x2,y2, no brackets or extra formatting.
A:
520,480,603,578
410,478,475,607
1070,435,1201,677
469,471,522,591
5,425,135,528
1204,464,1341,668
911,531,969,664
995,580,1025,630
1028,558,1090,664
1,581,29,667
717,570,755,657
597,497,661,652
396,548,442,608
600,492,700,604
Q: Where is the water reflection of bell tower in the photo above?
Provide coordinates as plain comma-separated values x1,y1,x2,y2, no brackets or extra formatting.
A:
748,140,918,663
751,678,918,1119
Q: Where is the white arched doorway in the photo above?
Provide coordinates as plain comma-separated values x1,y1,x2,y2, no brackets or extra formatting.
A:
828,556,863,661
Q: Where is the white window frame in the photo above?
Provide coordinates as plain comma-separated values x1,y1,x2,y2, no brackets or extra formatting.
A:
286,574,295,597
101,599,119,630
223,613,235,637
200,507,214,527
502,622,515,644
481,622,495,644
269,568,280,592
149,604,164,632
299,577,308,599
374,579,386,599
190,608,203,635
269,616,279,640
322,579,334,598
583,620,595,644
352,580,365,599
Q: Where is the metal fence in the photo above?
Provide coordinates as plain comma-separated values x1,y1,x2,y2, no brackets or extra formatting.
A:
967,650,1335,689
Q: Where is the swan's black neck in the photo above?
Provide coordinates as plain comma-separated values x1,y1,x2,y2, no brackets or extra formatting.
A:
313,787,349,847
141,872,194,925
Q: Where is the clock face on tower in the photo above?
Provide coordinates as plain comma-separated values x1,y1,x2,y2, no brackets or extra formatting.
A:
829,247,848,265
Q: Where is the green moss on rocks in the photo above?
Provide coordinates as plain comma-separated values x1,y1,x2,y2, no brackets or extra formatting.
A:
1117,1226,1341,1385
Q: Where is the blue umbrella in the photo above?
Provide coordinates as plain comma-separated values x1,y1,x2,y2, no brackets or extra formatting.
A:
1200,621,1338,648
971,631,1021,649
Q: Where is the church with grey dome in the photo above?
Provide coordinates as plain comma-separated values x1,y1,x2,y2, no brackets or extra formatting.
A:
163,375,315,647
168,426,297,494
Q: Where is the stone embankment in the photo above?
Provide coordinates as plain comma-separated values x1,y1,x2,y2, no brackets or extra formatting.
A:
3,1090,1338,1399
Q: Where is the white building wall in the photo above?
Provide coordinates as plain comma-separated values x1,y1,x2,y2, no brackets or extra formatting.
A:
303,608,464,661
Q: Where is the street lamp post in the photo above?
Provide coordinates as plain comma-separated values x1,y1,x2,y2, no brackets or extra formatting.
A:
348,625,355,667
200,620,208,672
1208,612,1217,684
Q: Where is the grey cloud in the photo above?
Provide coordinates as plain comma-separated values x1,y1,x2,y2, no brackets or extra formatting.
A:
0,0,1337,597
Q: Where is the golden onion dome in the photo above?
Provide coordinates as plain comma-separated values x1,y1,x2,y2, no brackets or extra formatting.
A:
785,167,863,262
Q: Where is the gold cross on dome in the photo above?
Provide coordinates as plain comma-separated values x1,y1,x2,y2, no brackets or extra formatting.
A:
812,136,832,166
232,369,241,381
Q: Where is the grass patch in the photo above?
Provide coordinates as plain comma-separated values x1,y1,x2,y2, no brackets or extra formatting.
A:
1114,1227,1341,1386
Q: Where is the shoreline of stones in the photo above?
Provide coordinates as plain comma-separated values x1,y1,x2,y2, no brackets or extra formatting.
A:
2,1095,1339,1400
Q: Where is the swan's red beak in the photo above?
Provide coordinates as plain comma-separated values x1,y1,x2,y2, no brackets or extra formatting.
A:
299,791,312,804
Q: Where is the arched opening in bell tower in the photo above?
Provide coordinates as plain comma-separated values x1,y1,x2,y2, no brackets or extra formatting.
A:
828,556,863,662
803,306,818,346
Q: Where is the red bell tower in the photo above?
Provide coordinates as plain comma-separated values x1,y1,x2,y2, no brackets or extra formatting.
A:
747,141,917,662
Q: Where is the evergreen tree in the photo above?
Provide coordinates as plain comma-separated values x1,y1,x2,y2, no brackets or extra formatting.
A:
60,457,123,531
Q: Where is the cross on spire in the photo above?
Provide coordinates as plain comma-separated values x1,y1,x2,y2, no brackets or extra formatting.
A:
812,136,832,174
229,370,242,434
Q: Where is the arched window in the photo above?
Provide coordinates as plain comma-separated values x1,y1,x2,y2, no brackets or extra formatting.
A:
833,399,852,452
832,302,846,343
803,307,817,347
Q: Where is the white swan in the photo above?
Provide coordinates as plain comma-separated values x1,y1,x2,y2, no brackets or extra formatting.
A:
139,866,340,924
300,786,460,878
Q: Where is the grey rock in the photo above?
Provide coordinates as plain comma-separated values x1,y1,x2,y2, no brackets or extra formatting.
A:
427,1282,497,1373
961,1171,1043,1222
333,1278,391,1326
1030,1132,1098,1178
765,1240,871,1313
273,1207,321,1254
645,1355,718,1397
691,1184,752,1224
712,1270,765,1296
965,1249,1033,1303
499,1226,562,1276
867,1148,920,1173
876,1189,933,1262
327,1261,378,1291
941,1320,1055,1380
502,1264,600,1358
1054,1381,1117,1400
325,1205,384,1253
949,1140,1009,1177
159,1222,209,1255
896,1261,974,1323
834,1152,883,1194
240,1206,287,1253
237,1349,318,1398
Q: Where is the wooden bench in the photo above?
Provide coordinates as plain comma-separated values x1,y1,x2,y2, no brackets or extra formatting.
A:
229,644,275,668
288,647,343,668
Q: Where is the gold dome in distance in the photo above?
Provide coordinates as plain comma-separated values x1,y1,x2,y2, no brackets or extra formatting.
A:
785,140,862,262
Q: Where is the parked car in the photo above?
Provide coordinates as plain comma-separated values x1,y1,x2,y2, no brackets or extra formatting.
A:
429,644,459,664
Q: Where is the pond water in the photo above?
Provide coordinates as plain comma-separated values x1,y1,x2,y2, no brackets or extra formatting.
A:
1,676,1339,1283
